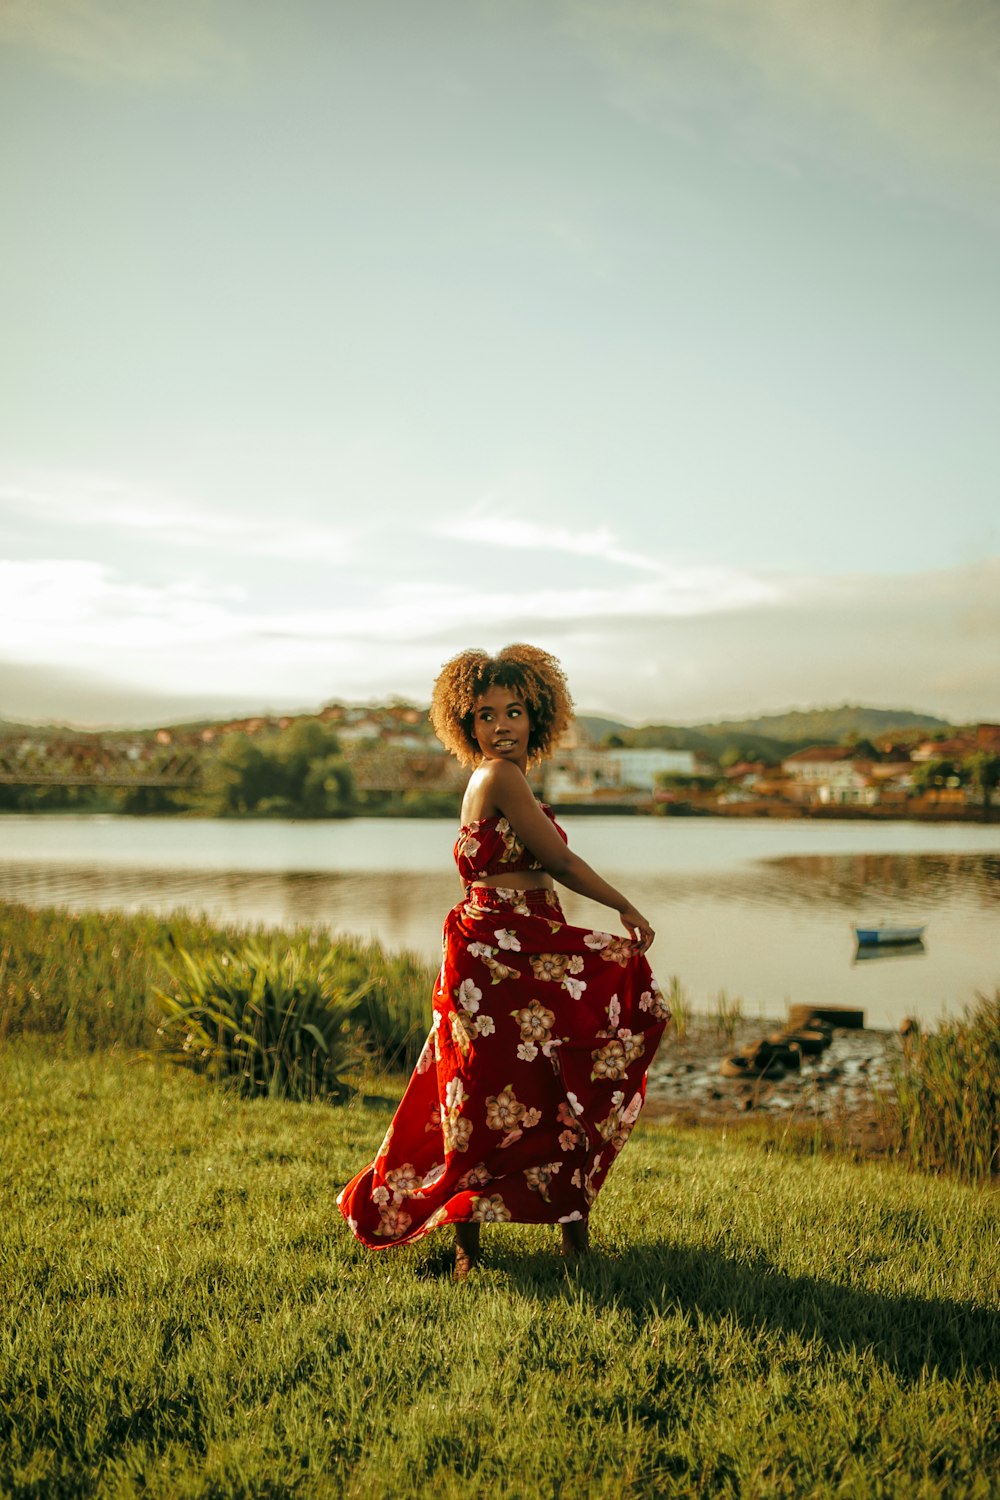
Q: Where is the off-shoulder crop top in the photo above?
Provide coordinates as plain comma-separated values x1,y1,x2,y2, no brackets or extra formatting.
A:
453,803,568,885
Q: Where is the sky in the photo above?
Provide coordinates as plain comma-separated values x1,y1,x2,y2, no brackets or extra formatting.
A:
2,0,999,729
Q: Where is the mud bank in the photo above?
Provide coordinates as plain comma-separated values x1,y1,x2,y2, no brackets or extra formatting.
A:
645,1011,901,1145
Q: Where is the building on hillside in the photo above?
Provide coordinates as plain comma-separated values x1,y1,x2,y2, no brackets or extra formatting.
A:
224,716,280,738
551,718,594,752
613,748,697,790
783,746,880,806
334,716,383,743
722,760,770,790
382,731,429,751
814,767,879,806
782,745,921,807
543,747,617,801
912,724,1000,763
911,736,973,764
543,745,696,801
383,703,423,726
782,746,859,783
866,760,916,798
318,701,433,748
876,738,921,759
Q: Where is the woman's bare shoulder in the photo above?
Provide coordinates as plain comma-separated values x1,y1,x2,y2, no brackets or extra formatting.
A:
461,762,507,819
492,763,551,821
461,761,529,822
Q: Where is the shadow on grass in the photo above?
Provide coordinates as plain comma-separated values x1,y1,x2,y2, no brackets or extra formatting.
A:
495,1241,999,1384
355,1092,399,1113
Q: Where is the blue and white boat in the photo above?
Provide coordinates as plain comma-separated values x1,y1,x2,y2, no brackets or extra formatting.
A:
854,922,926,948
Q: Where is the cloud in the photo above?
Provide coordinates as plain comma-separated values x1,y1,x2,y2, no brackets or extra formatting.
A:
1,553,998,727
0,560,250,655
560,0,1000,211
439,513,661,574
438,511,781,614
1,472,356,564
0,659,274,729
0,0,242,84
538,558,1000,723
0,555,776,677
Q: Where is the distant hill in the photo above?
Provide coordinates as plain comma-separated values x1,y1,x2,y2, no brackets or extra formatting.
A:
691,706,952,742
575,714,633,742
0,718,59,737
581,705,956,766
2,701,958,764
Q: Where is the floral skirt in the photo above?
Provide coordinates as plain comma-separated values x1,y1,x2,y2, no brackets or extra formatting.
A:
337,886,671,1247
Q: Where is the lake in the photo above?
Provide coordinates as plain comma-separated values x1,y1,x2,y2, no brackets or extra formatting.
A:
2,814,999,1029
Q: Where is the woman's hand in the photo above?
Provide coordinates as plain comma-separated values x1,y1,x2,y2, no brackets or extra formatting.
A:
619,905,654,955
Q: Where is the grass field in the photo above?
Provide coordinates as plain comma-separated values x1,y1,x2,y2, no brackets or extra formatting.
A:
1,1042,997,1500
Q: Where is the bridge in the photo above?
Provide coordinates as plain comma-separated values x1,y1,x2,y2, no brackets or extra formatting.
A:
0,736,202,789
349,747,465,794
0,736,462,795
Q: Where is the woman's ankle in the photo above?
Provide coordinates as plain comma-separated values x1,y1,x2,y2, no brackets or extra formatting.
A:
454,1222,481,1278
560,1218,590,1257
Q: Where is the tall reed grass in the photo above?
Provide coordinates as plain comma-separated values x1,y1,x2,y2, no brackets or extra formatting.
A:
664,974,690,1042
0,901,435,1080
879,990,1000,1184
154,940,373,1100
714,986,743,1043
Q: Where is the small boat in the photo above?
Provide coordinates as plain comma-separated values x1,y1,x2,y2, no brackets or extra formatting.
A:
854,940,925,963
854,923,926,948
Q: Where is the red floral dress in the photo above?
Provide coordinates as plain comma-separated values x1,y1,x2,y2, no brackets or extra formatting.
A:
337,806,671,1246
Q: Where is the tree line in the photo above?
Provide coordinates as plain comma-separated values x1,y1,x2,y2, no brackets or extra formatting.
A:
0,721,454,819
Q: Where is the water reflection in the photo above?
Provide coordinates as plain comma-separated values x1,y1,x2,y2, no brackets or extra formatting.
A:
653,852,1000,915
766,852,1000,911
1,848,998,1031
853,941,927,964
0,862,458,948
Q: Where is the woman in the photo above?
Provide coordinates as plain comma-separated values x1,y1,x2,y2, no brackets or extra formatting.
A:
337,644,670,1276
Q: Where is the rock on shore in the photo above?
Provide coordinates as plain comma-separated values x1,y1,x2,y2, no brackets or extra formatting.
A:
645,1012,900,1140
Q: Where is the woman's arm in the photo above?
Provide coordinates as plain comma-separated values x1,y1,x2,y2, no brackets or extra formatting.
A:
487,763,655,954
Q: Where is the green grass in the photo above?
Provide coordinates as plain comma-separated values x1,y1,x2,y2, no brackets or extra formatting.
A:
0,901,434,1069
4,899,997,1181
882,992,1000,1183
1,1043,997,1499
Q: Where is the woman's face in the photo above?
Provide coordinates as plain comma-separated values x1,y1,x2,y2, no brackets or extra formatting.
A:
471,684,533,769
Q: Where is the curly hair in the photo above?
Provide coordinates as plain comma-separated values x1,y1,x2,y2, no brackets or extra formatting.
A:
429,643,574,767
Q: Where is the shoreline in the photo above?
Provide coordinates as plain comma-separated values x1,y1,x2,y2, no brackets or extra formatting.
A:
0,803,994,826
644,1012,901,1149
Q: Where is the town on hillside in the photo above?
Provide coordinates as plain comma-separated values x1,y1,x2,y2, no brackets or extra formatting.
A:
1,700,999,820
538,719,1000,818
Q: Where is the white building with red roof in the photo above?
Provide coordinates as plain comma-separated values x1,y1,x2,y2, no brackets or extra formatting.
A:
782,746,859,781
782,746,880,806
